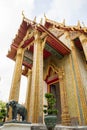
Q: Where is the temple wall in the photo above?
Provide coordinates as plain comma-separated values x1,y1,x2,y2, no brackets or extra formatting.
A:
43,40,87,124
74,47,87,101
62,55,79,118
43,55,79,119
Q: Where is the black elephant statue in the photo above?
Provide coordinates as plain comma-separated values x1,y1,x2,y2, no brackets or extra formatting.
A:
6,100,27,121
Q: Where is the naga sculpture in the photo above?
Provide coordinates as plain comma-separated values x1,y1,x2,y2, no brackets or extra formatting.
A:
6,100,27,121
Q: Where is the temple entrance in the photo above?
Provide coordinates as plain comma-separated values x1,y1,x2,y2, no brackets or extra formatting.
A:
50,82,61,124
45,66,62,124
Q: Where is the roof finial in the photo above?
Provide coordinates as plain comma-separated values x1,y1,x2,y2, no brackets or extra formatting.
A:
62,19,65,26
33,16,36,23
77,20,81,29
82,22,87,32
40,18,43,24
22,10,25,19
82,22,85,27
44,13,47,20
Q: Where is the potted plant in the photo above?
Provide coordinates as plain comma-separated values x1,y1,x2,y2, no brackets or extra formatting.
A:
43,93,58,129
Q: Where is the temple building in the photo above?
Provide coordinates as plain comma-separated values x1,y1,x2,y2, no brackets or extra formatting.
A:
7,15,87,125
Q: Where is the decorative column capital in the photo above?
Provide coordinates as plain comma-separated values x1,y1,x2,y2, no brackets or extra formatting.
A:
17,48,24,56
34,29,41,42
28,69,32,76
34,29,47,51
42,37,47,50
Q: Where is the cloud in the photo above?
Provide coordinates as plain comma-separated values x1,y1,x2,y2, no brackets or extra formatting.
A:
46,0,87,25
0,0,34,102
0,0,34,47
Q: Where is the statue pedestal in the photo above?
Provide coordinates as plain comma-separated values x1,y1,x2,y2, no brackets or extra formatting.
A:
0,123,31,130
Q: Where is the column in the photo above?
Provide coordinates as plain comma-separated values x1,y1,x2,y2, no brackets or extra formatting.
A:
25,69,32,122
79,34,87,61
47,85,50,93
9,48,24,101
70,40,87,125
29,30,44,123
58,68,71,126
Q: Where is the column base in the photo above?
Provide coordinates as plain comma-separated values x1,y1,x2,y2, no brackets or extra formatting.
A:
61,112,71,126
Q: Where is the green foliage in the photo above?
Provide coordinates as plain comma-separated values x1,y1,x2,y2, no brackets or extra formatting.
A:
0,101,6,122
43,93,58,115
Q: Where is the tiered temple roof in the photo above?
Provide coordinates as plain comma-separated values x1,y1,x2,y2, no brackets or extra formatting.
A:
7,16,87,72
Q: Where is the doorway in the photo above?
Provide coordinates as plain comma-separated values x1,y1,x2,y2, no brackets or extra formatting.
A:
50,82,61,124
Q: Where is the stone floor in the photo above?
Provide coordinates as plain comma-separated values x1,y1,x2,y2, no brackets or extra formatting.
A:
31,124,87,130
55,125,87,130
0,123,87,130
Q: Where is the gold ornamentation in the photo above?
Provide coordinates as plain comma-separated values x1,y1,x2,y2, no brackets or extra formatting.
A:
77,20,81,30
44,13,47,21
33,16,36,23
62,19,65,26
22,10,25,19
40,18,43,24
44,63,71,125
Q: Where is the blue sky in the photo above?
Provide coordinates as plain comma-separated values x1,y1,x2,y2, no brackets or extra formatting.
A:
0,0,87,103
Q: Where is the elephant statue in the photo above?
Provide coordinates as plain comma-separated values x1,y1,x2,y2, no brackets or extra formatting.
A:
6,100,27,121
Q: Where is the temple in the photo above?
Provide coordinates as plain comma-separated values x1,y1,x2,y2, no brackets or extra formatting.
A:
7,15,87,125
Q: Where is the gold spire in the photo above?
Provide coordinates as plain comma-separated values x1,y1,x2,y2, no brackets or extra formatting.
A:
82,22,87,32
22,10,25,19
33,16,36,23
40,18,43,24
77,20,81,29
44,13,47,20
62,19,65,26
82,21,85,27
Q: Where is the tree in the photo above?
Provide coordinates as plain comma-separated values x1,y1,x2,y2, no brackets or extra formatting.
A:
43,93,58,115
0,100,6,122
